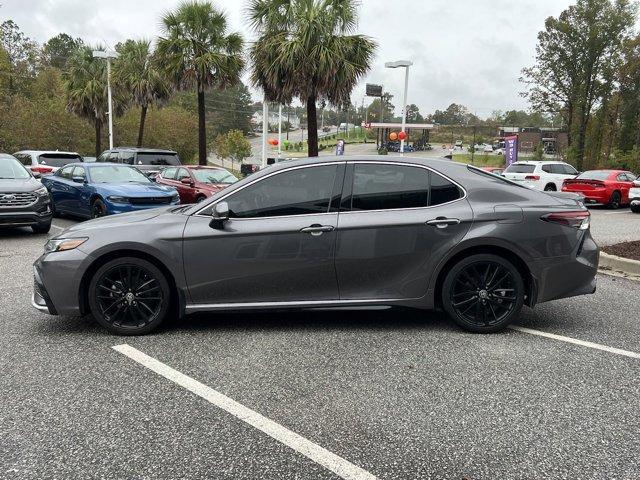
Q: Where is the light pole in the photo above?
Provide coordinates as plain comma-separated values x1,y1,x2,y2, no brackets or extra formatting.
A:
93,50,119,150
278,104,282,158
261,97,268,168
385,60,413,155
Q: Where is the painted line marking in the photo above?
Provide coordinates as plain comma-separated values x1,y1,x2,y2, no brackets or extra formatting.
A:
603,210,631,215
509,326,640,360
50,223,65,232
112,344,376,480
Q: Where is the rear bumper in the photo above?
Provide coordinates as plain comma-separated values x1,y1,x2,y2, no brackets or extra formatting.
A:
561,189,609,205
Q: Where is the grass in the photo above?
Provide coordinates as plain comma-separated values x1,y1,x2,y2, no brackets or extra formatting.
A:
452,153,506,168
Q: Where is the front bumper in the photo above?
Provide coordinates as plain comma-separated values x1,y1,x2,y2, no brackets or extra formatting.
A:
106,200,180,215
0,200,52,227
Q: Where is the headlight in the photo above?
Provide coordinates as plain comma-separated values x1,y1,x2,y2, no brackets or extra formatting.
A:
630,188,640,198
107,195,129,203
44,237,88,254
34,186,49,197
171,193,180,202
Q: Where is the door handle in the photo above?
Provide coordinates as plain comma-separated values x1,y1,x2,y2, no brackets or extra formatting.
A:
300,224,335,236
426,217,460,229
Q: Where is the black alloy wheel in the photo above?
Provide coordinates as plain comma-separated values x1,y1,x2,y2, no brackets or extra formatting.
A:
88,257,170,335
608,191,621,210
544,184,556,191
442,254,524,333
91,198,107,219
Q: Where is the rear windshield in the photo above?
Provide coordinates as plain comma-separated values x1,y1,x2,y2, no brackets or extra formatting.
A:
37,153,82,168
577,171,610,181
504,164,535,174
135,152,180,166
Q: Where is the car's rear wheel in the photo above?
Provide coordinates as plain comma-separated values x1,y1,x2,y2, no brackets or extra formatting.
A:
91,198,107,218
442,254,524,333
631,204,640,213
88,257,170,335
608,191,621,209
196,195,206,203
31,221,51,234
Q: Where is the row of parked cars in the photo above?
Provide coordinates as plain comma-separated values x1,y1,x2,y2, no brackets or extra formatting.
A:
0,148,239,234
482,160,640,211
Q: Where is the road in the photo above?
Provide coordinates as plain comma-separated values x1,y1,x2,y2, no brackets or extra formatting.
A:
1,211,639,480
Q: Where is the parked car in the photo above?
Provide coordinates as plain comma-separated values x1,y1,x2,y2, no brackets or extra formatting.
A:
0,153,52,233
562,170,636,208
40,163,179,219
13,150,83,175
480,166,504,175
96,147,181,179
502,160,578,191
628,180,640,213
156,166,239,204
454,140,464,149
33,156,598,336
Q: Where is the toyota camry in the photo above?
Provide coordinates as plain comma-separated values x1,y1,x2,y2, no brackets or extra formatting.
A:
32,156,599,335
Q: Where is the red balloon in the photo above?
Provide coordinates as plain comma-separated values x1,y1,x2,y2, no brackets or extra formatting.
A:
389,132,398,141
398,131,407,141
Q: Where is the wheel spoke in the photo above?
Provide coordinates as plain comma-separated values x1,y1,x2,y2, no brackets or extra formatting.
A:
452,296,476,308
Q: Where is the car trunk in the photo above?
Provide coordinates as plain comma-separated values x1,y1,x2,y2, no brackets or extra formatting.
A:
562,178,605,191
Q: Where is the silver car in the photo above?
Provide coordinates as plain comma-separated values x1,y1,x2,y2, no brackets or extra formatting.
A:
32,156,599,335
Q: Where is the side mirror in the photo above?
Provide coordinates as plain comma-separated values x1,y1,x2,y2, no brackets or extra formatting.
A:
209,201,229,229
181,177,194,186
72,176,85,184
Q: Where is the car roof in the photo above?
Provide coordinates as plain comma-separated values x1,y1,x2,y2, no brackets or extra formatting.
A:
510,160,568,165
110,147,178,154
14,150,81,155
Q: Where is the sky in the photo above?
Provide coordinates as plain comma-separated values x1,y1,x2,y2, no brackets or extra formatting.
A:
0,0,576,117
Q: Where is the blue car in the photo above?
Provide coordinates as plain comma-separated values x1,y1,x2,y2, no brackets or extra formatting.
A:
41,163,180,219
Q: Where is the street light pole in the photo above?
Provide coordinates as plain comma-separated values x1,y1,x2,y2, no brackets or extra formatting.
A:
385,60,413,156
278,104,282,158
262,97,268,169
93,50,119,150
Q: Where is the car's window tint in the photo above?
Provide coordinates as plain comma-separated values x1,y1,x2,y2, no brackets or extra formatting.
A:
136,152,181,166
177,168,191,181
351,164,429,210
430,172,462,205
14,154,31,166
226,165,337,218
58,166,74,179
542,165,553,173
162,167,178,180
504,164,535,173
72,166,86,180
563,164,578,175
38,153,82,168
627,173,637,182
120,151,135,165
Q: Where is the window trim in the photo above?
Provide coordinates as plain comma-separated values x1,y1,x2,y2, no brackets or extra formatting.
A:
193,160,466,220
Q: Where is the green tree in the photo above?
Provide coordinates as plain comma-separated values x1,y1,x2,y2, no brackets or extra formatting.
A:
366,92,394,122
157,1,245,165
406,104,423,123
226,129,251,168
249,0,377,157
65,46,125,156
114,39,172,147
205,81,253,135
212,132,230,168
42,33,83,70
0,20,39,94
521,0,635,169
617,34,640,153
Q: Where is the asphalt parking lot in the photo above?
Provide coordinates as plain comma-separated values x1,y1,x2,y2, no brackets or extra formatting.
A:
1,211,639,480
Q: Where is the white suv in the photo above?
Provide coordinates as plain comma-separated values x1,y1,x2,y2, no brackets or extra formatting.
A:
502,161,578,191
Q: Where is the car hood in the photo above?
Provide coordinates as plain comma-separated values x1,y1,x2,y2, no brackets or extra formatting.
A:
61,206,178,235
0,178,40,192
96,182,176,197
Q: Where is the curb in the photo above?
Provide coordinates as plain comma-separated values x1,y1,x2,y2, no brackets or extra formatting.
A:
599,251,640,277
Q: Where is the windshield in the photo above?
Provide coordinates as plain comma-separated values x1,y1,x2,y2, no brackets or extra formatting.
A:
192,169,238,184
504,164,535,173
135,152,180,166
89,165,151,184
38,153,82,168
577,171,610,181
0,158,31,179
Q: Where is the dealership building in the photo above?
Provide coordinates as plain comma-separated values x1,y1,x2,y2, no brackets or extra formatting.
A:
498,126,569,156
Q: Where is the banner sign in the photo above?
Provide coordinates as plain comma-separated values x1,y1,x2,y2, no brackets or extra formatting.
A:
366,84,383,97
505,135,518,166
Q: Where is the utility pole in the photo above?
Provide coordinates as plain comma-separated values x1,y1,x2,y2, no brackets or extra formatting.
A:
261,98,268,168
286,104,290,141
92,50,119,150
278,104,282,158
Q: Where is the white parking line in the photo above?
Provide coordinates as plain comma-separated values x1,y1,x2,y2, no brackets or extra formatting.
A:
603,210,631,215
49,224,65,232
509,326,640,359
112,344,376,480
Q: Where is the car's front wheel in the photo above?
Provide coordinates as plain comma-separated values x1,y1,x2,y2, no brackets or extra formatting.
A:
608,191,622,209
88,257,171,335
31,221,51,234
91,198,107,219
442,254,525,333
631,203,640,213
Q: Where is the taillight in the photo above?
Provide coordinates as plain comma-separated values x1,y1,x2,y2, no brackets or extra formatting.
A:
525,175,540,181
32,166,53,174
541,211,590,230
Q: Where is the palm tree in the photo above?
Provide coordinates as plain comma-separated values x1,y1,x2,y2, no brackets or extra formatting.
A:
249,0,377,157
64,46,110,157
156,1,244,165
113,39,172,147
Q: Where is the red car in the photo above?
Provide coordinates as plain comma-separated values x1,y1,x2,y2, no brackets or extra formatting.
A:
155,166,238,204
561,169,637,208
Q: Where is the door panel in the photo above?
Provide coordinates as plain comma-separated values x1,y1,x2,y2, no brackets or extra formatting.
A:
182,213,339,304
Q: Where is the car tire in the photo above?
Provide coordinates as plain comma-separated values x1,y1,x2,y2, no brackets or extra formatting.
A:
31,222,51,234
631,204,640,213
88,257,171,335
608,191,622,209
442,253,525,333
544,184,556,191
196,195,206,203
91,198,107,219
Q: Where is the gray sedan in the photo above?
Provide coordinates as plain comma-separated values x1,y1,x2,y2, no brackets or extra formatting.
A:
32,156,599,335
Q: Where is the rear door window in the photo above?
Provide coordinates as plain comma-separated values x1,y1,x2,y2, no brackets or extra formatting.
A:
58,166,74,179
177,168,191,181
162,167,178,180
562,164,578,175
120,151,135,165
72,166,86,181
430,172,462,206
15,154,32,166
136,152,181,166
38,153,82,168
351,164,430,211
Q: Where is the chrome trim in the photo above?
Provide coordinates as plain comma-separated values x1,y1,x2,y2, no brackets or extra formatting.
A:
185,298,404,312
31,292,50,313
193,159,467,220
